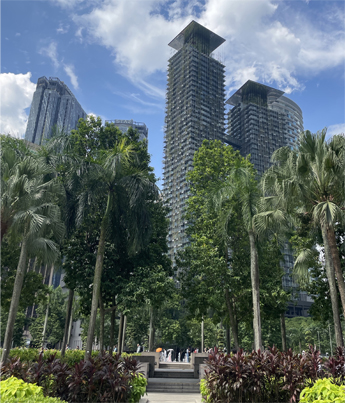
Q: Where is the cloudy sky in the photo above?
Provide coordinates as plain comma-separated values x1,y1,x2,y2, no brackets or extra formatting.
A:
1,0,344,183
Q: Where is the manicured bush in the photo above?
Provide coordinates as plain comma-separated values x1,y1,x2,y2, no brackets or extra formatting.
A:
128,373,147,403
300,378,345,403
3,396,67,403
1,352,141,403
0,376,43,400
200,378,211,403
202,346,345,403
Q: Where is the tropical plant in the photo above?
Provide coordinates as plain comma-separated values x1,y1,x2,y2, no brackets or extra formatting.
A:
1,138,65,363
0,376,44,400
300,378,345,403
262,130,345,347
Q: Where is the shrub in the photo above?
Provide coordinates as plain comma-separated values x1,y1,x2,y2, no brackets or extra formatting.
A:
0,351,141,403
0,376,43,400
3,397,67,403
128,373,147,403
202,346,345,403
200,378,212,403
300,378,345,403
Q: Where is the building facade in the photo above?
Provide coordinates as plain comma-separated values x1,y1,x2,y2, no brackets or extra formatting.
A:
227,80,311,317
25,76,87,145
105,119,148,141
226,80,303,174
163,21,227,263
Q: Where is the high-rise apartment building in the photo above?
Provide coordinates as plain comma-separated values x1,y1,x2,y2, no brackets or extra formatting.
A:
226,80,303,174
25,76,87,145
163,21,226,262
105,119,148,141
227,80,312,317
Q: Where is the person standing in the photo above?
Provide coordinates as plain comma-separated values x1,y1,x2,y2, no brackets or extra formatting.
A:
137,343,141,353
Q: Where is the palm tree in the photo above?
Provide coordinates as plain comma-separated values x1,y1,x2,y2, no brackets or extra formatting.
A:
214,164,264,351
1,146,65,363
262,130,345,347
73,139,158,359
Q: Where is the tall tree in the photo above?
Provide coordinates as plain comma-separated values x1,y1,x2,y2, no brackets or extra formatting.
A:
1,137,65,363
263,130,345,347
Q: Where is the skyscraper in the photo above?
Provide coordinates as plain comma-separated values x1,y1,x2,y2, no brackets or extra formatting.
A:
105,119,148,141
163,21,226,262
227,80,312,317
25,76,87,145
226,80,303,175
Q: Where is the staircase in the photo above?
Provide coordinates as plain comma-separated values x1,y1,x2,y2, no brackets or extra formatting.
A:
146,362,200,393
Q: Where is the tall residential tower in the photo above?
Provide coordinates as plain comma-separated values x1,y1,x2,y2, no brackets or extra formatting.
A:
227,80,312,317
163,21,226,262
25,76,87,145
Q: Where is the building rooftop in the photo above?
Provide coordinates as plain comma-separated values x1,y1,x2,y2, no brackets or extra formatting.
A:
226,80,284,106
168,20,225,54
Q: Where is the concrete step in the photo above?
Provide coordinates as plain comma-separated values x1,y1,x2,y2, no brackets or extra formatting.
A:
154,369,194,378
159,362,192,370
147,378,200,393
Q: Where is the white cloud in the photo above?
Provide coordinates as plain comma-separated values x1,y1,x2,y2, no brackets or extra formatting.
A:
72,0,345,96
57,23,70,34
326,123,345,140
63,64,79,90
39,41,60,68
0,72,36,138
54,0,85,9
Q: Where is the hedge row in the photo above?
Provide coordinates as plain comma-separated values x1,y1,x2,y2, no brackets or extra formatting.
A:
0,348,140,367
0,351,145,403
202,345,345,403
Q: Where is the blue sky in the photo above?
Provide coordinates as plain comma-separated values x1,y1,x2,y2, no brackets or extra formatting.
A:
1,0,344,185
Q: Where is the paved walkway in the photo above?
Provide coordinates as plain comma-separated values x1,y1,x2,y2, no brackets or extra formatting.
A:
139,392,202,402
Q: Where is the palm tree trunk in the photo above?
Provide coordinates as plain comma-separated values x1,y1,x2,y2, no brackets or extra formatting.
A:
121,315,127,353
85,194,110,360
201,317,204,353
225,288,239,350
321,221,344,347
249,230,262,351
99,296,105,353
41,301,50,348
149,305,154,352
226,324,231,353
326,225,345,320
109,304,116,354
280,313,287,351
118,313,124,355
61,288,74,356
1,236,28,363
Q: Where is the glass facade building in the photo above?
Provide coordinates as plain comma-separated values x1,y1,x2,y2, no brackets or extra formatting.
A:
105,119,148,141
25,76,87,145
163,21,227,263
227,80,312,317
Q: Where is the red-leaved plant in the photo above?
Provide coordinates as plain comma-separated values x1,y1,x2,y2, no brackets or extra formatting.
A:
1,351,140,402
203,345,345,403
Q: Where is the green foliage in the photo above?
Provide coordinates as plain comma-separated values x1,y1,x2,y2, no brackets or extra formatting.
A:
0,348,100,367
3,397,67,403
128,373,147,403
29,287,66,347
0,376,44,400
285,317,341,355
300,378,345,403
200,378,212,403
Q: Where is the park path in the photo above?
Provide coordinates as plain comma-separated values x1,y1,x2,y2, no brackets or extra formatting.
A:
139,392,202,402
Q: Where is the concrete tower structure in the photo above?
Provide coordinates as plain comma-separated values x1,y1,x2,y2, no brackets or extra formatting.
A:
226,80,303,175
105,119,148,141
227,80,312,317
25,76,87,145
163,21,226,262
